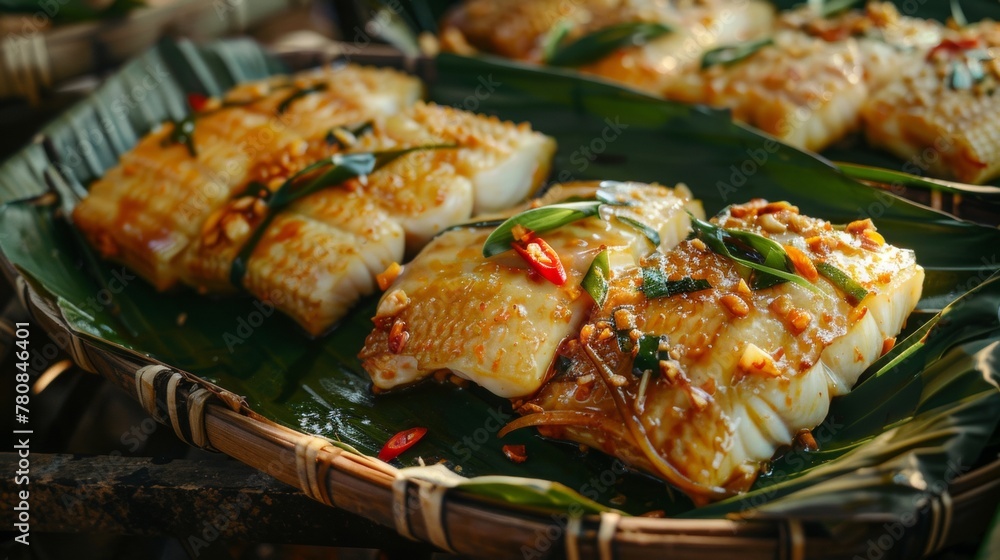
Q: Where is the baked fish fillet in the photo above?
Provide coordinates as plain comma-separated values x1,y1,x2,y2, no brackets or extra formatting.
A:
515,200,923,502
861,22,1000,184
73,108,301,290
352,101,558,249
75,68,554,335
440,0,775,95
222,64,423,140
177,101,556,336
662,29,867,152
74,64,422,291
360,181,703,397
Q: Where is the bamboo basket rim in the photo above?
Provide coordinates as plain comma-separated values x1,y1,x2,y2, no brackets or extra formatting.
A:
2,41,999,559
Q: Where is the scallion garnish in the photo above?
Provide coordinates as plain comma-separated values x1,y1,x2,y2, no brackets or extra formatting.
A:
641,267,712,299
616,328,634,353
581,249,611,306
617,216,661,247
541,19,574,63
950,60,973,90
546,22,672,67
482,201,602,257
808,0,863,18
163,116,197,157
230,144,457,286
277,83,329,114
815,261,868,305
554,354,573,376
595,181,640,206
689,213,822,294
701,37,773,69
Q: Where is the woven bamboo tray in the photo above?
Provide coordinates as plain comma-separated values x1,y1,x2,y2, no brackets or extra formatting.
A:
2,40,1000,559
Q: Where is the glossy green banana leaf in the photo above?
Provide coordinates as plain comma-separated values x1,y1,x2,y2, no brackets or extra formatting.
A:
0,39,998,522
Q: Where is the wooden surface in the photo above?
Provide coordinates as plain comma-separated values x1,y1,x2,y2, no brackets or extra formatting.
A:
0,452,429,554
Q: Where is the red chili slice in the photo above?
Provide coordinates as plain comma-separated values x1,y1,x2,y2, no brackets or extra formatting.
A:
187,93,209,113
512,234,567,286
378,427,427,462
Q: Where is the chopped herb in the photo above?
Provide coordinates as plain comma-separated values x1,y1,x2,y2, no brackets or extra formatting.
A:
616,328,634,353
482,201,602,257
947,51,994,90
641,267,712,299
617,216,661,247
581,249,611,306
230,144,457,286
808,0,863,18
633,333,668,375
701,37,773,69
595,181,640,206
815,261,868,305
689,213,822,294
612,307,634,353
546,22,672,67
435,219,507,239
277,83,329,114
554,354,573,375
163,116,197,157
541,19,574,63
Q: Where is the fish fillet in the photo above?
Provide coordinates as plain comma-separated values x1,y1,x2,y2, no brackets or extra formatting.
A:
519,200,923,501
440,0,775,95
662,29,867,152
861,22,1000,184
223,64,423,140
360,181,703,397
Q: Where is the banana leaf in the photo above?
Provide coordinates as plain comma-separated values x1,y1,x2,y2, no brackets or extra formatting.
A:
0,38,999,526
